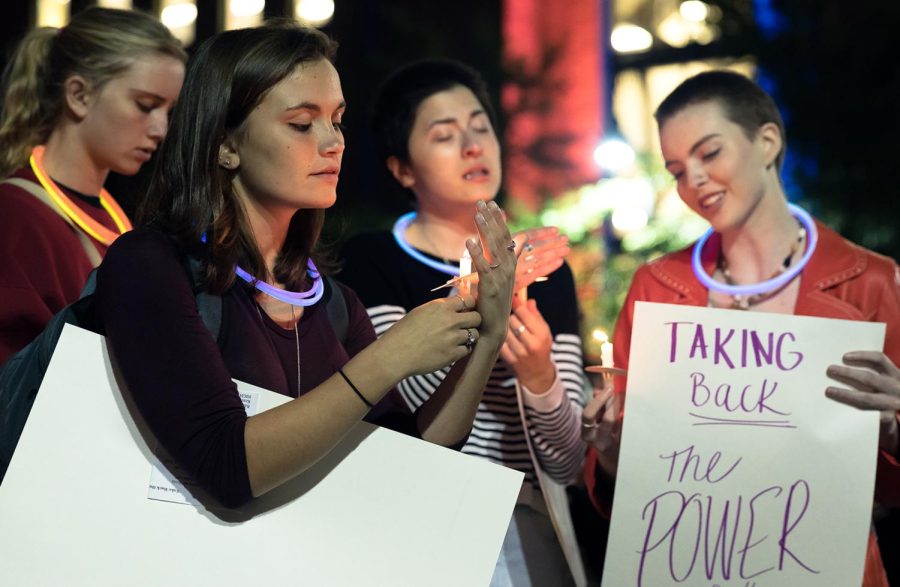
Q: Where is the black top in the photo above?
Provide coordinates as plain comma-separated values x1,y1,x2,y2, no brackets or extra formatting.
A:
339,231,587,488
95,228,410,508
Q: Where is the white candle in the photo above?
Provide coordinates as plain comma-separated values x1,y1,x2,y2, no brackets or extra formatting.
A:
459,248,472,276
458,249,473,296
601,341,614,367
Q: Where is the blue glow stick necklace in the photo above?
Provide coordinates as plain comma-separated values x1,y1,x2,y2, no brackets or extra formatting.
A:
392,212,461,276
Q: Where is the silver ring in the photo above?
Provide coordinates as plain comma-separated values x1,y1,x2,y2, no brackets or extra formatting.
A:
581,421,600,430
506,241,517,252
465,328,477,351
489,262,501,270
515,324,526,336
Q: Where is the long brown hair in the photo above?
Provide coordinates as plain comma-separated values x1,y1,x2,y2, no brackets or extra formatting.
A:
0,7,185,177
138,22,339,294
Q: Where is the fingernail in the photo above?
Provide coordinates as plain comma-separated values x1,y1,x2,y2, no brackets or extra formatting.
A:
476,200,487,210
475,213,485,224
488,201,500,210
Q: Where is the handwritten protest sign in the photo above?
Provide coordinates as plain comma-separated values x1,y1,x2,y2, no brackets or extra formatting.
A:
602,302,884,587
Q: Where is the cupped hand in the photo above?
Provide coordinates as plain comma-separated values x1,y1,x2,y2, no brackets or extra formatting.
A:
467,200,517,344
512,227,570,292
581,386,623,478
379,293,481,378
500,299,554,393
825,350,900,455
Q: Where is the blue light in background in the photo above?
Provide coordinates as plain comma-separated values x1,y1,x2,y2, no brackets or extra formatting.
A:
752,0,789,40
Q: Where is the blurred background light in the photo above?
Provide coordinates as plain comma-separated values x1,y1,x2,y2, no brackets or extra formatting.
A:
593,138,636,174
610,23,653,53
37,0,69,27
679,1,709,23
161,2,197,28
295,0,335,27
229,0,264,18
160,0,197,46
611,206,649,234
226,0,264,29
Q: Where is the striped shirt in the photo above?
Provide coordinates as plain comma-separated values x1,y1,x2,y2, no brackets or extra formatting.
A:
340,231,587,489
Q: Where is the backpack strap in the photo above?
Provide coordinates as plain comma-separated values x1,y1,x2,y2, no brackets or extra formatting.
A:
324,276,348,346
1,177,103,268
183,255,222,343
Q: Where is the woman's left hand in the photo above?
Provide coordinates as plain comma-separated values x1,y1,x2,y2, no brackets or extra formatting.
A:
467,200,517,345
511,227,570,292
825,350,900,455
500,298,554,393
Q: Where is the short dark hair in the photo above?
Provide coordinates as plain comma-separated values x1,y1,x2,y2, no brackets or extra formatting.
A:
655,70,787,171
372,59,496,164
139,21,338,293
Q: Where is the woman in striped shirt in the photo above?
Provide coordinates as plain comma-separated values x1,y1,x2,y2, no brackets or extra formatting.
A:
339,59,587,586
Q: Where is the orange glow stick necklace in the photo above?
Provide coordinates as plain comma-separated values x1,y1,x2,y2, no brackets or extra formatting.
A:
29,145,132,245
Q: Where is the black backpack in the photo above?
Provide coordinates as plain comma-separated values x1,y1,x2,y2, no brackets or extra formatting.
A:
0,258,348,483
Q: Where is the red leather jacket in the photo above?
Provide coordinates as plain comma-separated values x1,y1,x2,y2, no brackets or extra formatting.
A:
585,221,900,587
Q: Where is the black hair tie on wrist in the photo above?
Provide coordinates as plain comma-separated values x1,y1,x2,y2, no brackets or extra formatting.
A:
338,368,374,409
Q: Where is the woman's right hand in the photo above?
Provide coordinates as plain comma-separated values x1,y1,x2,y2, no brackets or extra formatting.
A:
378,293,481,378
466,200,517,344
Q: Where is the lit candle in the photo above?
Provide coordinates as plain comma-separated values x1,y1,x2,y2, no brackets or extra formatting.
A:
459,248,472,276
458,248,472,296
601,341,614,367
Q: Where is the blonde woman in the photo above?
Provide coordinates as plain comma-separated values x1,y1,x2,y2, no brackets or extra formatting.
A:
0,7,185,363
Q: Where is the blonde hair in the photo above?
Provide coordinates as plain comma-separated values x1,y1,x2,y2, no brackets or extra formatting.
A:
0,7,186,177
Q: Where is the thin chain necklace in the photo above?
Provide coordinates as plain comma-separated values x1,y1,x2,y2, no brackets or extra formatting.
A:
716,225,806,310
29,145,132,245
291,305,301,394
416,217,456,264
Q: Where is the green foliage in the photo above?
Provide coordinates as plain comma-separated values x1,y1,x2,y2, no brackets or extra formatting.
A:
509,157,706,360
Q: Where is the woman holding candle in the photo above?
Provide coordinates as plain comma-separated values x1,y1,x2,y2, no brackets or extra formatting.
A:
0,7,185,363
581,70,900,586
339,59,587,586
93,24,518,508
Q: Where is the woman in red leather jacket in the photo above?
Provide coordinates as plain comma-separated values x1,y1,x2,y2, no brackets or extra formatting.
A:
582,70,900,587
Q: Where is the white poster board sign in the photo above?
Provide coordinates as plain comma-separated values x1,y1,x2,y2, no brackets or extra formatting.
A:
0,325,523,586
602,302,884,587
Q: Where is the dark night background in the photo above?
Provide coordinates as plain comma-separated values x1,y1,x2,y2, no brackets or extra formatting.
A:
5,1,897,258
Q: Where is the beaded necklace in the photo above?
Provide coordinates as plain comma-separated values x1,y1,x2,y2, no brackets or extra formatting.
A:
716,225,806,310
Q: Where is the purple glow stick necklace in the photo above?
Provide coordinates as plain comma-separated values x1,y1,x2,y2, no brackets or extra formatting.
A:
691,203,818,297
